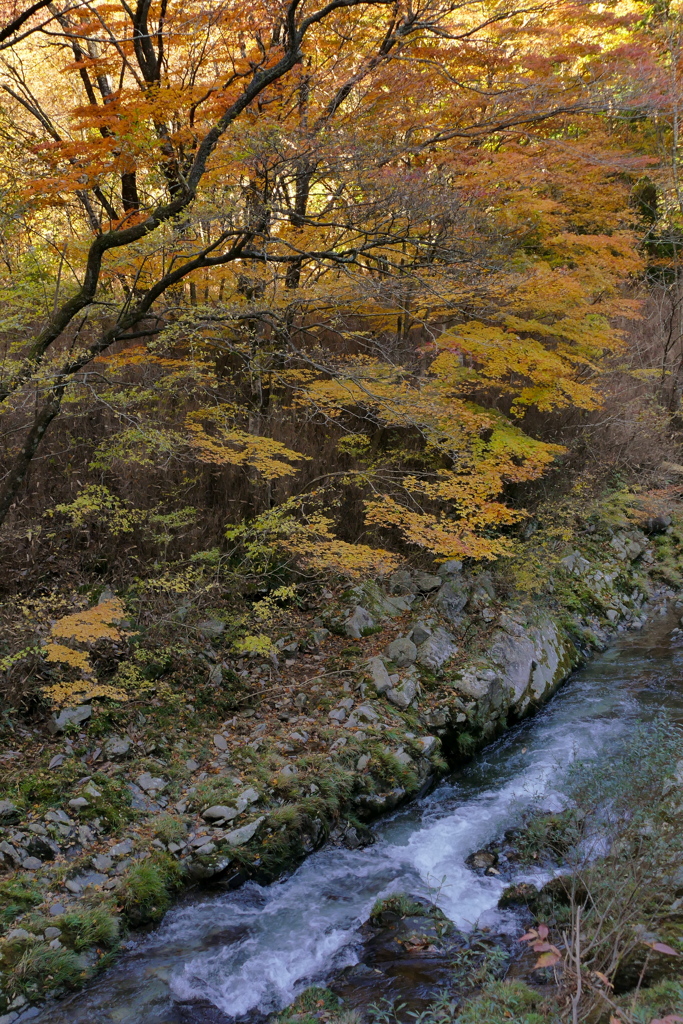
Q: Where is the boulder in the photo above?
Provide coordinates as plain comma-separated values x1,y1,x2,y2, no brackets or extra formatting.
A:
385,637,417,667
103,736,131,760
187,854,232,881
110,838,134,858
0,800,19,823
236,786,260,808
388,570,416,595
202,805,239,823
412,571,443,593
48,705,92,735
68,797,89,810
365,655,392,693
225,816,265,847
136,773,167,793
91,854,113,872
416,627,457,671
435,581,469,622
345,605,375,638
467,849,497,870
386,678,417,709
417,735,438,756
410,621,432,646
437,559,463,577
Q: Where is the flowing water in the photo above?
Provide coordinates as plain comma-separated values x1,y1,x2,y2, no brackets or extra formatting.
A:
34,611,683,1024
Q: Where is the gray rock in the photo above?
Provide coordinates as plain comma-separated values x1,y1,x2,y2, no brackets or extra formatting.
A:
68,797,89,810
202,805,239,822
91,854,113,872
49,903,66,917
312,627,330,645
422,708,449,728
436,581,469,622
329,708,346,723
438,560,463,577
356,703,379,722
345,605,375,638
0,840,21,863
198,619,226,638
48,754,65,769
393,748,413,766
110,838,134,858
417,735,438,756
103,736,131,760
65,871,108,892
416,627,457,671
236,787,260,811
386,678,417,709
213,734,228,751
388,570,416,596
454,666,498,699
84,783,101,799
561,550,591,575
48,705,92,735
409,621,432,646
45,809,72,825
7,928,30,941
385,637,417,667
208,664,223,686
193,842,216,857
412,571,442,593
365,655,392,693
357,754,370,770
187,854,232,881
0,800,19,823
77,825,95,846
44,927,61,940
186,758,199,771
21,858,41,871
606,609,619,622
225,816,265,847
136,773,167,793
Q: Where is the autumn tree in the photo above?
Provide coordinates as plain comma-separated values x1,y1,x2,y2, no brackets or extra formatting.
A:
0,0,659,567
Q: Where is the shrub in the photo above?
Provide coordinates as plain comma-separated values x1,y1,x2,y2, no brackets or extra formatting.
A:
10,943,84,996
61,904,120,951
118,854,181,926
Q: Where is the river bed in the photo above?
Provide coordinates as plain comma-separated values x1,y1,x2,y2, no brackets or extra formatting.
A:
34,611,683,1024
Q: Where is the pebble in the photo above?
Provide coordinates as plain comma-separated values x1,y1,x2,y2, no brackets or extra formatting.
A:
49,903,66,916
186,759,199,771
91,854,113,872
44,927,61,940
213,734,228,751
68,797,89,810
21,858,42,871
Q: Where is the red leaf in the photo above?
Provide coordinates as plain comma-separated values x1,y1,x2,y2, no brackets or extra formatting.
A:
537,923,549,939
644,941,680,957
532,941,553,952
518,931,538,943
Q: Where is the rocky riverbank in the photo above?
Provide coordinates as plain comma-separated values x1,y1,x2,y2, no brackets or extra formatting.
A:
1,512,681,1020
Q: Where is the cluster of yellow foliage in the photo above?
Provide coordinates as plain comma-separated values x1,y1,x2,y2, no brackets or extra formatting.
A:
41,598,130,706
